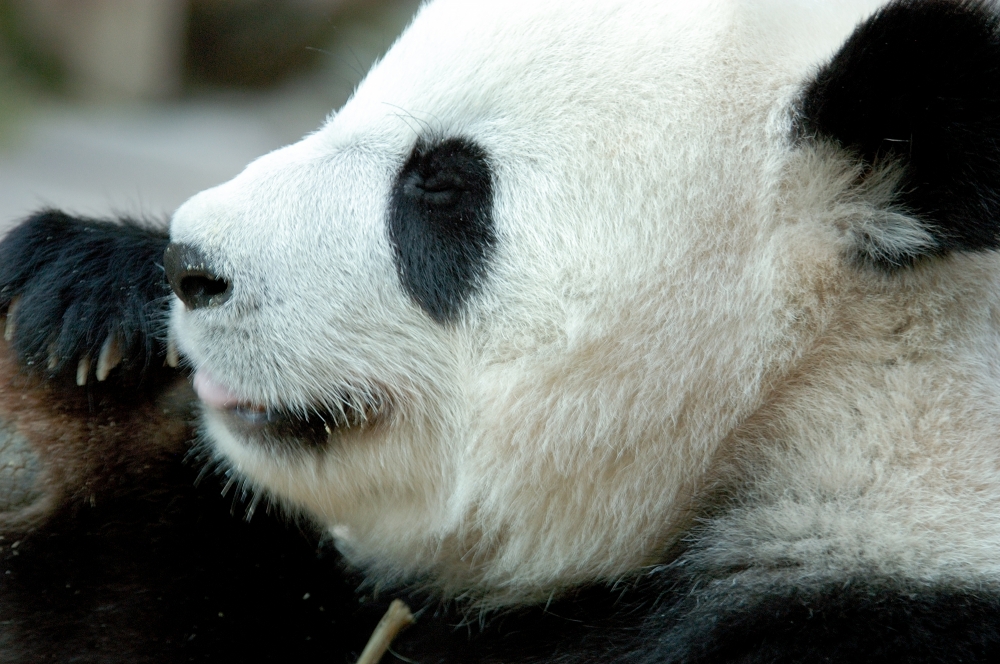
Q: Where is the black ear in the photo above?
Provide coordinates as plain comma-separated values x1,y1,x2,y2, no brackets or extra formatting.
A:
799,0,1000,265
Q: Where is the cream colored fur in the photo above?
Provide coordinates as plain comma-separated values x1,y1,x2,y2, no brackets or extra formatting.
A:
168,0,1000,604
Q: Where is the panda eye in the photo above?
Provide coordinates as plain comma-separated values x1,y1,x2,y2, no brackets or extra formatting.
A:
420,173,465,192
402,171,465,205
402,148,484,203
388,138,495,323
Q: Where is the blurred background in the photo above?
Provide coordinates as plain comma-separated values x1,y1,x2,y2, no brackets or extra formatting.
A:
0,0,422,230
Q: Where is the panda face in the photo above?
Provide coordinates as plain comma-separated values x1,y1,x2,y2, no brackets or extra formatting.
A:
168,0,986,601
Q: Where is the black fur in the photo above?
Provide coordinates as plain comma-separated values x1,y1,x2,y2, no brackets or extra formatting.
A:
3,497,373,663
799,0,1000,264
389,565,1000,663
0,403,383,663
0,210,172,383
388,138,495,322
641,576,1000,664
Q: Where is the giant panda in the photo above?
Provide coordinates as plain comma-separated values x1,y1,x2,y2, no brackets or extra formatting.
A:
4,0,1000,661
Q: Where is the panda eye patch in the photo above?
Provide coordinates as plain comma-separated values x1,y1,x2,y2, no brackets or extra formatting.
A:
389,137,495,323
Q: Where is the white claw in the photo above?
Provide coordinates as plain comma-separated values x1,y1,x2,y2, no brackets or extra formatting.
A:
47,343,59,371
96,334,122,382
76,356,90,386
4,296,20,342
165,336,179,368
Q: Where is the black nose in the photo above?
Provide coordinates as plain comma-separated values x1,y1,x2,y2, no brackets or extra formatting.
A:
163,243,232,310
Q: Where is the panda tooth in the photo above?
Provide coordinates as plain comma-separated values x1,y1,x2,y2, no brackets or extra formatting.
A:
96,334,122,381
166,337,179,368
76,356,91,386
4,296,20,342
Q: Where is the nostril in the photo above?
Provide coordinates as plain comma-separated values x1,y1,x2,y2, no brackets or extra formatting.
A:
163,243,232,310
179,273,231,307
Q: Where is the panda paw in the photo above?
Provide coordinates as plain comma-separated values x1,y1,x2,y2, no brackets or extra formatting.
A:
0,209,175,385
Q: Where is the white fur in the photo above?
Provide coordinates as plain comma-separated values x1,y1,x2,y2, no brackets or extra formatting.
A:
169,0,1000,604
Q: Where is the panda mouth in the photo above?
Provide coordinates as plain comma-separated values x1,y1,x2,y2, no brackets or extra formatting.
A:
193,370,379,447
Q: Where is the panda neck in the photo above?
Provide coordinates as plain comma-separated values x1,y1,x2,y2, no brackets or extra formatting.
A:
703,256,1000,585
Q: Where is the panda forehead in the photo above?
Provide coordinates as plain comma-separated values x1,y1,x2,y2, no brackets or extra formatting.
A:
316,0,884,160
319,1,723,146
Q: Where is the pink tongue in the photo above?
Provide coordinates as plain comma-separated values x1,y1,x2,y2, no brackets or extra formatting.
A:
193,370,241,409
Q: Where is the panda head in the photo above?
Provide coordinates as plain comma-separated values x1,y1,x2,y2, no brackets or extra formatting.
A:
166,0,1000,602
